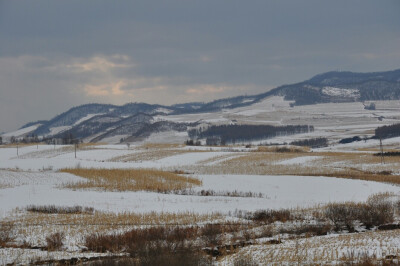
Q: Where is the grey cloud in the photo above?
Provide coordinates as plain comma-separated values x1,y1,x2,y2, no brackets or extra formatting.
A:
0,0,399,131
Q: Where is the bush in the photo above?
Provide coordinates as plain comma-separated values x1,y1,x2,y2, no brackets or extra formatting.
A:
0,223,15,247
27,205,94,214
358,196,394,229
201,224,223,248
325,198,394,231
85,226,211,266
251,209,292,224
279,224,332,237
46,232,65,251
85,226,200,253
325,203,359,232
185,139,201,146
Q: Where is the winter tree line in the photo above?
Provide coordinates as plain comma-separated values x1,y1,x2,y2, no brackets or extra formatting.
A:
375,123,400,139
188,124,313,145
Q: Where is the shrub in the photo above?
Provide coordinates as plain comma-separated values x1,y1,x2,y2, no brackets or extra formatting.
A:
85,226,211,266
85,226,200,253
46,232,65,251
325,198,394,231
201,224,223,248
258,225,274,238
136,245,211,266
279,223,332,237
325,203,359,232
357,196,394,229
251,209,292,224
26,205,94,214
0,223,15,247
185,139,201,146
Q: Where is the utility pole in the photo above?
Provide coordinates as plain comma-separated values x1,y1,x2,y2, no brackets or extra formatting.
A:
16,143,19,157
379,137,385,165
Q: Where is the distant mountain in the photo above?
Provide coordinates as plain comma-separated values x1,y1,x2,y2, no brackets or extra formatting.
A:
5,68,400,143
274,69,400,105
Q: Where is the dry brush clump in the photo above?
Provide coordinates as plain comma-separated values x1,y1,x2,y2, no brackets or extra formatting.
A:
85,226,212,266
325,197,394,232
45,231,65,251
0,222,15,247
7,210,223,249
26,205,94,214
173,188,265,198
249,209,293,224
61,168,202,192
278,223,332,237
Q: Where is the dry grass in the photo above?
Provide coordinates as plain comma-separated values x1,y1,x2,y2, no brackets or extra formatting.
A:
140,143,184,150
0,143,41,149
109,149,200,162
182,151,400,185
196,154,243,165
109,146,212,162
60,168,202,192
3,210,223,248
224,229,400,265
0,184,10,189
16,143,100,159
8,210,222,228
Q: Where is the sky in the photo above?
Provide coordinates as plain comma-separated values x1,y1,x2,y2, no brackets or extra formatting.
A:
0,0,399,132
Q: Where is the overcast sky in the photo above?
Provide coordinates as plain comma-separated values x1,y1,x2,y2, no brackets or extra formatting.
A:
1,0,399,132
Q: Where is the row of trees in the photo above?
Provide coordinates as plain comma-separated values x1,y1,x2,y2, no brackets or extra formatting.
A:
291,137,328,148
189,124,313,144
375,123,400,139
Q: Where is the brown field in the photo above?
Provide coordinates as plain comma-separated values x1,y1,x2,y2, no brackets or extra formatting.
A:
109,144,212,162
0,143,42,149
225,229,400,265
109,149,205,162
181,150,400,185
2,210,223,248
61,168,202,192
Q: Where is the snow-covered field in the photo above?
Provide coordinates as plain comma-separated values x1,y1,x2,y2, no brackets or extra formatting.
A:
1,170,398,219
1,99,400,265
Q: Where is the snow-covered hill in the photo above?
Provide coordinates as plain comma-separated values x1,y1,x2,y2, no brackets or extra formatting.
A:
3,68,400,144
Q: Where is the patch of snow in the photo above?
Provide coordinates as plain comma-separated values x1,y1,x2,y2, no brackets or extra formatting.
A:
2,125,40,138
48,126,71,136
73,113,104,126
153,108,173,114
277,156,320,165
0,248,114,265
322,87,360,99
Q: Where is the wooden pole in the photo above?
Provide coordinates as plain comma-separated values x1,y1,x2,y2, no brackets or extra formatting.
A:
380,137,385,164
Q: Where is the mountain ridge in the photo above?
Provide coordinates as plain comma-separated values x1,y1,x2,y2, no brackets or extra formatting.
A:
7,68,400,143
